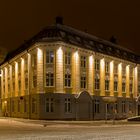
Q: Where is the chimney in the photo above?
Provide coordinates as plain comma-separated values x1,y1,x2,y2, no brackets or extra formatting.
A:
55,16,63,25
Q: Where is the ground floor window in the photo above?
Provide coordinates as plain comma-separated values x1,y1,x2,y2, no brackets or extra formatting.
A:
12,100,14,112
122,101,126,113
24,99,27,113
17,100,20,112
65,98,71,113
32,98,37,113
46,98,54,113
94,99,100,113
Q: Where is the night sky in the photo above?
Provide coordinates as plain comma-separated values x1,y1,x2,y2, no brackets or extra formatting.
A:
0,0,140,54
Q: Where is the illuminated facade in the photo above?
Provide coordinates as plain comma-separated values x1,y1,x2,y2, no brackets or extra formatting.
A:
1,18,140,120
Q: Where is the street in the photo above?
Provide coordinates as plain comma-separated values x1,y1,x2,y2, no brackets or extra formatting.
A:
0,118,140,140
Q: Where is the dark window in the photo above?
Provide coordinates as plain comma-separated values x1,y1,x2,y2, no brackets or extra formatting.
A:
46,73,54,86
81,76,86,89
81,56,86,68
46,50,54,64
65,74,71,87
65,98,71,113
94,100,100,113
46,98,54,113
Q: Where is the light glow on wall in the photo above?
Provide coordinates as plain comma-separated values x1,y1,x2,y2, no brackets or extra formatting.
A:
118,63,122,73
57,47,63,59
110,61,114,73
100,58,105,69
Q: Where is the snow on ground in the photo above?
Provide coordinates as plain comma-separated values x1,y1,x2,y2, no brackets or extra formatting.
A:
0,118,140,140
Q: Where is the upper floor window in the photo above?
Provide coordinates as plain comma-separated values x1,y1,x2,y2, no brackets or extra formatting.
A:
95,59,100,71
18,61,21,74
114,63,118,74
122,65,126,76
65,52,71,65
24,57,28,72
31,54,37,68
65,73,71,87
81,56,86,68
114,76,118,92
122,78,126,93
105,61,109,73
46,50,54,64
105,80,110,91
46,72,54,86
81,75,86,89
129,80,133,93
95,74,100,90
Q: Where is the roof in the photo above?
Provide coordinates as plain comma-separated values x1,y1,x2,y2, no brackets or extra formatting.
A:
1,22,140,65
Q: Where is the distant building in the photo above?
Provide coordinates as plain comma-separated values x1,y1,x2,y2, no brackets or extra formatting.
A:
0,17,140,120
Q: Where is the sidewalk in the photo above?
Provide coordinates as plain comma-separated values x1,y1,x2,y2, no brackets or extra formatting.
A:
0,117,137,127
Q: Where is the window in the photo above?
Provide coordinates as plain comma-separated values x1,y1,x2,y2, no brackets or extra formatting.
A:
138,82,140,93
46,98,54,112
95,59,100,71
18,80,21,91
65,52,71,65
129,80,133,93
33,75,37,88
65,73,71,87
18,61,21,74
65,98,71,113
122,101,126,113
46,72,54,86
81,56,86,68
32,98,36,113
12,64,15,76
122,65,126,75
46,50,54,64
122,79,126,93
94,99,100,113
105,62,109,73
129,102,132,112
24,57,28,72
114,103,118,113
105,79,110,91
25,77,28,90
17,100,20,112
31,54,37,68
12,82,15,92
114,64,118,74
95,74,100,90
12,100,14,112
81,75,86,89
24,99,27,113
114,76,118,92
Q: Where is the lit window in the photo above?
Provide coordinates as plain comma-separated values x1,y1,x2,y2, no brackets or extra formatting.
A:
94,99,100,113
46,72,54,86
65,52,71,65
81,56,86,68
46,98,54,112
65,73,71,87
46,50,54,64
95,59,100,71
65,98,71,113
81,75,86,89
95,74,100,90
105,61,109,73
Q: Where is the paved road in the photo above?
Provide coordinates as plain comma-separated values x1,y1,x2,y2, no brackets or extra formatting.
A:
0,118,140,140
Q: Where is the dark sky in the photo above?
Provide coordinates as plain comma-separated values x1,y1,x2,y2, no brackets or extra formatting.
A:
1,0,140,54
